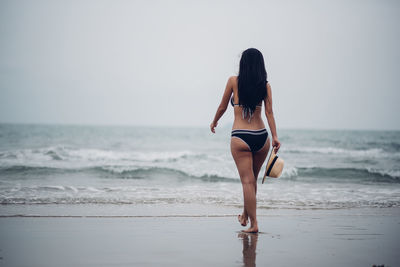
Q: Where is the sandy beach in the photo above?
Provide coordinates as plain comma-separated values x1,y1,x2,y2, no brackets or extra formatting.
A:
0,205,399,267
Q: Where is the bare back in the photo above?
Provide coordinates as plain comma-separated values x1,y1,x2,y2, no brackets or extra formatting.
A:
231,76,266,130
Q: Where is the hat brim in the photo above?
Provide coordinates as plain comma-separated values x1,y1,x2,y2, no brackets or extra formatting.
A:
262,149,284,183
262,150,276,183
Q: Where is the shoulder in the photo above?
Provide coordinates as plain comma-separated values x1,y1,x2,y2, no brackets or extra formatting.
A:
228,76,238,85
228,76,237,82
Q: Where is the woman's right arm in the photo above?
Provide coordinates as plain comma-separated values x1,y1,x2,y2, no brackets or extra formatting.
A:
210,77,234,133
264,82,281,152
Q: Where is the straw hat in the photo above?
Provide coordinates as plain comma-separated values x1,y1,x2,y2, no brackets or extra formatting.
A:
262,149,284,183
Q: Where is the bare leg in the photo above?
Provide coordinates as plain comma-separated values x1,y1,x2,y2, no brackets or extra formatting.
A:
241,179,258,233
252,137,271,194
231,138,258,233
239,137,270,227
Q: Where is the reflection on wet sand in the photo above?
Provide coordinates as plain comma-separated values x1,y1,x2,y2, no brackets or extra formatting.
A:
238,232,258,267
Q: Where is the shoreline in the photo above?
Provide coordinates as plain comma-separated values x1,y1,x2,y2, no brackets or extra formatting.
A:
0,205,399,266
1,209,399,267
1,202,400,216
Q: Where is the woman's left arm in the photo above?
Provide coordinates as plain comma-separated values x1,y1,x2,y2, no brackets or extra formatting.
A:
210,77,234,133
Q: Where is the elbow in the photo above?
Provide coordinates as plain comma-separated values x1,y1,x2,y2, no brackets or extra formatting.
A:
265,109,274,117
218,105,227,113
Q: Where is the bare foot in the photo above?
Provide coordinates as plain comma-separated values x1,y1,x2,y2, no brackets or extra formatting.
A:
238,214,248,227
242,226,258,233
242,224,258,233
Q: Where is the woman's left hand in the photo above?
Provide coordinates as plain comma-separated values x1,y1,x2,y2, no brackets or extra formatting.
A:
210,121,218,133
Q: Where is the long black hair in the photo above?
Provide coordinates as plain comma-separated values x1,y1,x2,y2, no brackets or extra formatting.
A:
237,48,267,119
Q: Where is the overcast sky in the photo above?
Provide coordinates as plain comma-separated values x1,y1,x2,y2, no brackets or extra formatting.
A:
1,0,399,130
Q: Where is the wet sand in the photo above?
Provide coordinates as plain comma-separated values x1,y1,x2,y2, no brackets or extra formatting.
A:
0,206,399,267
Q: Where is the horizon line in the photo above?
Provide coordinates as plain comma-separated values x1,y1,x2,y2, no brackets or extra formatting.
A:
0,121,399,132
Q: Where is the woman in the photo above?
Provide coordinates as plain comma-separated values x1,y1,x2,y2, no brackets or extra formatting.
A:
210,48,281,233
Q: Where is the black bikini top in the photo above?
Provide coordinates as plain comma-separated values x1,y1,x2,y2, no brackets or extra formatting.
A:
230,96,263,108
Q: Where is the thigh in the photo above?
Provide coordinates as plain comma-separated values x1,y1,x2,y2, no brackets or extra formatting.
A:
231,138,255,183
252,137,271,180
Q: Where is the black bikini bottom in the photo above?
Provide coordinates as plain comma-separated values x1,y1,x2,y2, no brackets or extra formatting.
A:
231,128,268,152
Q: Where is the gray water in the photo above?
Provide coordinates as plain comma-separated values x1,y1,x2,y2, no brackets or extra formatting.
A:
0,123,399,210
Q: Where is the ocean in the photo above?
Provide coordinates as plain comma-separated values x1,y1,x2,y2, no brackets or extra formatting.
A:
0,123,399,211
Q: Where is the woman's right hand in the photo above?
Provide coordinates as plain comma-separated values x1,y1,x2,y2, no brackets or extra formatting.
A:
210,121,218,133
272,137,281,153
